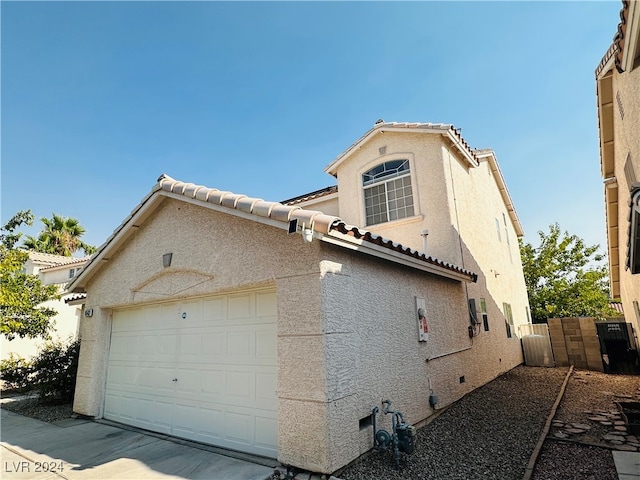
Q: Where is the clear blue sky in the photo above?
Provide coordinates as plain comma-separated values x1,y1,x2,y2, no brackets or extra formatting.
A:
1,1,622,254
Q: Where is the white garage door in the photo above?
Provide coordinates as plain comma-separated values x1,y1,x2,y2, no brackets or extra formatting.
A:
104,289,278,458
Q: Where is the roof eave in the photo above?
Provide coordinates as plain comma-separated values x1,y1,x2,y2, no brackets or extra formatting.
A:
67,186,164,292
321,230,477,283
475,150,525,237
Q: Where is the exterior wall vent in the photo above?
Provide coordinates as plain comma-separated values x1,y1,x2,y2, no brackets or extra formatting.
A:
616,91,625,120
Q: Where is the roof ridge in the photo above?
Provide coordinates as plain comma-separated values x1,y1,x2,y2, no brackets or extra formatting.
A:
157,174,340,235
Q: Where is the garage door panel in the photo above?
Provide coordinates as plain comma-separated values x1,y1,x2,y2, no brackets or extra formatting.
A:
226,370,253,399
203,297,227,321
173,367,200,394
105,290,278,458
255,416,278,449
225,410,254,444
172,403,199,436
228,294,253,318
256,292,277,316
256,328,277,361
227,331,253,357
256,372,278,410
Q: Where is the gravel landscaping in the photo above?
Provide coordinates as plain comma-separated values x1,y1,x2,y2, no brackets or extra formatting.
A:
339,366,569,480
0,393,74,423
531,369,640,480
336,366,640,480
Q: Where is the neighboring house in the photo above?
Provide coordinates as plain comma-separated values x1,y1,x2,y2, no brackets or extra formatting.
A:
68,121,530,474
0,252,89,361
596,0,640,337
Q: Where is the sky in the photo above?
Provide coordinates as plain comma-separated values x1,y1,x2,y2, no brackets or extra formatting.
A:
1,0,624,255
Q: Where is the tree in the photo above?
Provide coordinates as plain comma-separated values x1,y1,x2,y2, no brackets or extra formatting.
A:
519,223,618,323
23,213,96,256
0,211,59,340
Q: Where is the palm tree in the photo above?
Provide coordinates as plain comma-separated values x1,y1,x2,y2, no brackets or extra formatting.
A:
23,214,96,257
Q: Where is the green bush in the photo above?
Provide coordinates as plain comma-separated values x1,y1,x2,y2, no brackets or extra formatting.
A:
0,353,33,392
31,338,80,404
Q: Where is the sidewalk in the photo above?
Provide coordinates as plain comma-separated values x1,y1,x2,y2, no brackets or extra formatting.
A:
1,409,276,480
613,451,640,480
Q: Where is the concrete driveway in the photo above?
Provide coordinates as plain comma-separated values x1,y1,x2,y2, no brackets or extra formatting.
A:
1,409,276,480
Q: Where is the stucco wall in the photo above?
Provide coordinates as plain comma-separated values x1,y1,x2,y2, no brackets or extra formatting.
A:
446,149,531,335
333,132,460,263
74,198,333,471
612,64,640,335
317,130,531,339
315,242,523,472
75,191,525,474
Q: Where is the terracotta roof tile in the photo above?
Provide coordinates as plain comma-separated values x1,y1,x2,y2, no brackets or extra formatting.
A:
160,175,477,281
329,221,478,282
70,174,477,291
27,251,90,267
64,293,87,304
281,186,338,205
596,0,631,77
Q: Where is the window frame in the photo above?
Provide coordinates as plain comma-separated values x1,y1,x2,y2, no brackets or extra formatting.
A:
361,158,416,227
503,302,514,338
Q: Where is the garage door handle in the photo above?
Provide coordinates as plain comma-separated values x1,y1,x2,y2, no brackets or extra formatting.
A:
172,378,178,382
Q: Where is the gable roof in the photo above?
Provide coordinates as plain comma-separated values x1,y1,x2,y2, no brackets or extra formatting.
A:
325,120,479,176
69,174,477,292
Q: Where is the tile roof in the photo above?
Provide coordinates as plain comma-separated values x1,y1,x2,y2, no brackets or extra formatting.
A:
609,301,624,315
27,251,90,267
596,0,634,77
157,175,339,235
326,120,479,175
65,293,87,304
330,222,478,282
69,174,477,290
281,185,338,206
614,0,631,73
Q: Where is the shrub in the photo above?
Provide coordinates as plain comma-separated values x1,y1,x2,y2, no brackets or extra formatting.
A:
31,338,80,404
0,353,33,392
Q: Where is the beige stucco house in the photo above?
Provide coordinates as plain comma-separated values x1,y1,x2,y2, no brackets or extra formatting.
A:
1,252,88,362
596,0,640,337
69,121,530,474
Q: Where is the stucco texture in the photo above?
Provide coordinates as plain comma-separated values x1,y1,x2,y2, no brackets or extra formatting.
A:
319,129,530,344
312,243,522,472
611,64,640,335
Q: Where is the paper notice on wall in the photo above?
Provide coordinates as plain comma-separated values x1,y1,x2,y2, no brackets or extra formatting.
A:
416,297,428,342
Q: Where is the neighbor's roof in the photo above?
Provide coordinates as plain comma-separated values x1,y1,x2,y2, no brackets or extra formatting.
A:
27,251,90,267
68,174,477,291
325,120,479,175
609,301,624,315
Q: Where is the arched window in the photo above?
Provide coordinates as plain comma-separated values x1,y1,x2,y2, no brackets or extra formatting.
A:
362,160,414,226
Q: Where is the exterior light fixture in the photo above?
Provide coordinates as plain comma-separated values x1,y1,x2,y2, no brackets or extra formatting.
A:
163,253,173,268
